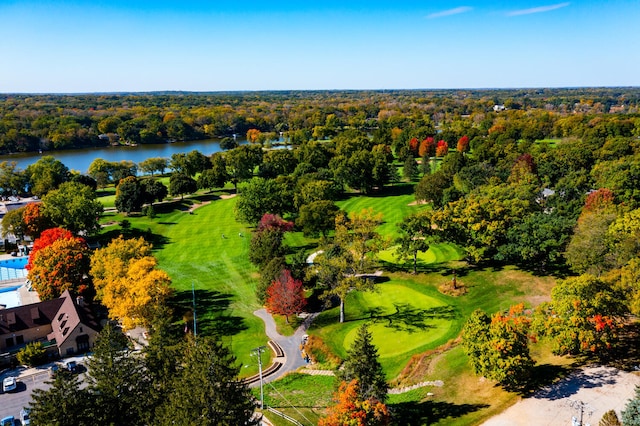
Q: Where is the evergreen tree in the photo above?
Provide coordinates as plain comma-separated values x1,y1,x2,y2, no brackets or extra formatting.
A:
338,324,388,403
622,386,640,426
86,323,149,425
157,336,258,426
30,370,91,426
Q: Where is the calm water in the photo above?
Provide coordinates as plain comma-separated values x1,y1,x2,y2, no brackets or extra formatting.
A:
0,139,241,174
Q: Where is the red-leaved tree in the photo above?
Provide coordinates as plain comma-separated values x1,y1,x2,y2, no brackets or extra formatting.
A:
408,137,419,156
258,213,294,233
418,137,435,158
26,227,76,271
435,140,449,157
584,188,615,213
266,269,306,323
457,135,470,153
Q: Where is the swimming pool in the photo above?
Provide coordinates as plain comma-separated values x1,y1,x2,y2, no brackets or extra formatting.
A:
0,257,28,269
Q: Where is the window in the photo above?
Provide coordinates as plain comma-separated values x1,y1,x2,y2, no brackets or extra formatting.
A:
62,327,69,336
5,337,14,347
79,327,83,332
58,313,64,321
16,335,24,345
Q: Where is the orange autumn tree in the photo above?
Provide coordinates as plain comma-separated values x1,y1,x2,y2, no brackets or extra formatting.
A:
418,137,435,158
26,227,75,271
435,140,449,157
90,236,172,329
22,202,52,239
319,379,390,426
28,236,91,300
456,135,470,153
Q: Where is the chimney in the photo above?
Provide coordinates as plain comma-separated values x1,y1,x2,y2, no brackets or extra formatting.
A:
76,296,85,307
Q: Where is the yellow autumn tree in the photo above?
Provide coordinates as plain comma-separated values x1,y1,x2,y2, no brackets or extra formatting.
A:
90,236,171,329
101,256,173,330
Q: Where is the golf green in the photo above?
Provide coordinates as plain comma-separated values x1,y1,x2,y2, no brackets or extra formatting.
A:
343,284,456,358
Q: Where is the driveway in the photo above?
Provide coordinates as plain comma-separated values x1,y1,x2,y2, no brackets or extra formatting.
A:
253,309,318,383
482,366,640,425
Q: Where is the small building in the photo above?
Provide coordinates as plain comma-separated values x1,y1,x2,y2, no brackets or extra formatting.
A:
0,290,100,357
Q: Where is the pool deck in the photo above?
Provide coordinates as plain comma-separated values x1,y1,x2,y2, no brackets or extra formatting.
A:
0,253,39,307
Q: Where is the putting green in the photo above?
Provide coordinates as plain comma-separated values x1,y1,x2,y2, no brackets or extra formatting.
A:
378,243,465,265
343,284,455,358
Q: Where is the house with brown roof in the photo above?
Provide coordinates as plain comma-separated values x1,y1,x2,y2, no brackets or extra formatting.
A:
0,290,100,357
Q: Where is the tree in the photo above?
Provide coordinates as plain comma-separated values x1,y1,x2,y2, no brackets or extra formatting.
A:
28,236,91,300
219,137,237,151
462,305,534,389
435,140,449,157
40,181,103,235
139,157,169,176
248,215,293,268
71,173,98,191
395,211,436,274
29,370,91,426
457,135,470,153
402,156,418,181
197,153,229,190
533,274,627,356
225,144,263,191
235,177,290,224
414,170,452,208
0,160,26,196
91,237,170,329
86,323,148,425
140,178,168,206
26,227,75,269
622,386,640,426
169,173,197,200
565,207,618,275
115,176,144,214
25,155,70,197
157,336,258,426
256,256,286,305
1,206,26,241
599,409,621,426
266,270,307,323
17,341,47,366
319,379,390,426
297,200,340,238
338,324,388,403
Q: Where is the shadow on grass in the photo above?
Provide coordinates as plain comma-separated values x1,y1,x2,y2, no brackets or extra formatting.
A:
363,303,458,333
391,400,489,425
169,289,247,337
95,227,170,250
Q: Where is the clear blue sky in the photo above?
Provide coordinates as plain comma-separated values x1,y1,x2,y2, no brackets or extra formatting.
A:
0,0,638,93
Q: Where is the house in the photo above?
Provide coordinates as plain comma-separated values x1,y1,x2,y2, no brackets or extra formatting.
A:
0,290,100,357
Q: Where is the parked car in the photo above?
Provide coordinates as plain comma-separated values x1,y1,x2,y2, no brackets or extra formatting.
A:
48,364,59,377
19,408,30,425
2,376,17,393
0,416,14,426
65,361,78,373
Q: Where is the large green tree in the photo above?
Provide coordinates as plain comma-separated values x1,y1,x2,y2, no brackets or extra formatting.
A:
169,173,197,200
157,336,258,426
25,155,70,197
395,210,436,274
86,323,149,425
29,370,91,426
40,181,103,234
338,324,388,403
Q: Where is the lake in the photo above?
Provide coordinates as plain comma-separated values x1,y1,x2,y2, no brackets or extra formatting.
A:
0,138,243,174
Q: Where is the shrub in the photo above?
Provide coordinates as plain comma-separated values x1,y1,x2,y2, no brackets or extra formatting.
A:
17,341,48,367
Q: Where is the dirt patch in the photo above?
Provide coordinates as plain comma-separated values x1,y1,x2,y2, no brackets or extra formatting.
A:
186,201,211,212
482,365,640,425
219,193,237,200
408,200,427,206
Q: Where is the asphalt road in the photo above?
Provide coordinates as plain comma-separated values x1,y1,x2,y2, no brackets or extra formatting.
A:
253,309,319,383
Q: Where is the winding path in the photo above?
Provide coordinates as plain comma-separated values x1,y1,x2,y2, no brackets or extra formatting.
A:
252,309,319,384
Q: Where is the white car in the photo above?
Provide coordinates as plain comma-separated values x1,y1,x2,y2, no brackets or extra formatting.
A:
2,376,17,392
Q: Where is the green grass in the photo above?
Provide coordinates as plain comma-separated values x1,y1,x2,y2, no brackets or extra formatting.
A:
256,373,336,426
99,194,268,376
336,184,427,240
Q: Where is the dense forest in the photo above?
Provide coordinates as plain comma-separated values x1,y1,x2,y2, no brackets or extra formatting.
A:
1,88,639,154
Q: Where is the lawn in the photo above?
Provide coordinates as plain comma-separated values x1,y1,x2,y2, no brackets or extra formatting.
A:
99,194,269,376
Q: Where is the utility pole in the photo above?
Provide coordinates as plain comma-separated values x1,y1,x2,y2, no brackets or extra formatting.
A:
251,346,267,409
192,281,197,338
568,399,594,426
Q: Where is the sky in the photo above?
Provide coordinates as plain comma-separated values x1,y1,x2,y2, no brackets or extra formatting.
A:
0,0,638,93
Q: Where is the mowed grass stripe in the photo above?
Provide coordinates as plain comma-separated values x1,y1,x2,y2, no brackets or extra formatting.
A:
152,197,266,375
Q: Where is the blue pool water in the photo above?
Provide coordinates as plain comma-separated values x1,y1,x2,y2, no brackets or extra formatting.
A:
0,257,28,269
0,285,21,293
